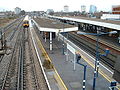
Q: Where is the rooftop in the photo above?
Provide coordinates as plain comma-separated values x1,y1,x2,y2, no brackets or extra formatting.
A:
33,17,75,29
67,16,120,25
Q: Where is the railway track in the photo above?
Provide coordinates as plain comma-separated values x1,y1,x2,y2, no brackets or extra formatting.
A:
23,28,39,90
0,17,24,62
9,18,23,41
17,28,25,90
0,56,4,63
0,21,49,90
3,17,23,33
65,32,117,69
0,16,25,89
0,21,24,90
4,17,24,40
82,33,120,53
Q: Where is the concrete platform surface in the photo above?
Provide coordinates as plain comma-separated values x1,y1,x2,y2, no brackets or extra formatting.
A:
38,32,118,90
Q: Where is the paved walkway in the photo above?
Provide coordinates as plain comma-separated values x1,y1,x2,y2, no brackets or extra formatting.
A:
38,32,118,90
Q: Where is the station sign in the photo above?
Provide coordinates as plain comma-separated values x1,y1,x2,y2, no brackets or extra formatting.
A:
67,43,76,54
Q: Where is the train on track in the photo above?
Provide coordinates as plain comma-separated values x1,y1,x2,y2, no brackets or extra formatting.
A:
23,15,29,28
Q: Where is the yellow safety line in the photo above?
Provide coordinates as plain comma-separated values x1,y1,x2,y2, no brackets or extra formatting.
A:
82,55,120,90
53,67,68,90
35,33,68,90
82,55,111,81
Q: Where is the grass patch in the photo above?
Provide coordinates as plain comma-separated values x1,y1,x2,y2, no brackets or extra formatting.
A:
43,59,53,69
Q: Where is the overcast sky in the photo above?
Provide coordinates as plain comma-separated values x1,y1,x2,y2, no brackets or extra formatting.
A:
0,0,120,12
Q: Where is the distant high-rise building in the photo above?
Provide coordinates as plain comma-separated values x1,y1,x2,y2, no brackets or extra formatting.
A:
81,5,86,13
89,5,97,14
112,5,120,14
14,7,21,14
64,5,69,12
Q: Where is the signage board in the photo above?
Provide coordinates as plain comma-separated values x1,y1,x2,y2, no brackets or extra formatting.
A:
67,43,76,54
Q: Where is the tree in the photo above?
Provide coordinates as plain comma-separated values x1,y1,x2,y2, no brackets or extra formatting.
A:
20,10,25,15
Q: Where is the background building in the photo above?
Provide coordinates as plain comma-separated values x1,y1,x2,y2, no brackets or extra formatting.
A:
14,7,21,14
81,5,86,13
0,12,6,18
101,5,120,20
112,5,120,14
46,9,54,15
89,5,97,14
64,5,69,12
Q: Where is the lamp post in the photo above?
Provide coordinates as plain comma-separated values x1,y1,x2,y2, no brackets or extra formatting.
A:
77,30,117,90
50,32,52,51
62,20,65,55
52,20,65,55
76,60,87,90
66,33,69,61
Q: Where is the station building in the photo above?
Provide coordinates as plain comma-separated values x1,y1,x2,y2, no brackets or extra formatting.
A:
112,5,120,14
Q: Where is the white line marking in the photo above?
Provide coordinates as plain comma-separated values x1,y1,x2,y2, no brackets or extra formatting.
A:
29,20,51,90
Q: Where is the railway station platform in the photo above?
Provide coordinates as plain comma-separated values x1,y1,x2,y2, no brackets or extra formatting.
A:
29,17,120,90
36,31,119,90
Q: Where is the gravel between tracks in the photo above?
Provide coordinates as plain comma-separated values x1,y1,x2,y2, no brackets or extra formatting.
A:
0,17,48,90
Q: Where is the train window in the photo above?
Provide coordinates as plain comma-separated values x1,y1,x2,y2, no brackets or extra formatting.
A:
26,21,29,24
23,21,29,24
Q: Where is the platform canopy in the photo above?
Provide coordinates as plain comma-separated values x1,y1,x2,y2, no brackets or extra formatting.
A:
32,19,78,33
48,15,120,31
37,27,78,33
